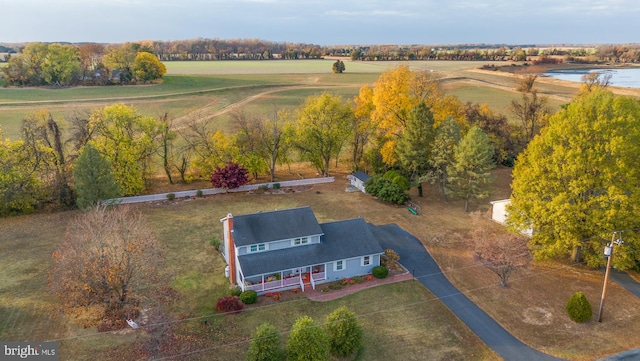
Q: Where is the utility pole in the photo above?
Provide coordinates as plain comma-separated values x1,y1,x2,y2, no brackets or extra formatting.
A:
597,231,623,322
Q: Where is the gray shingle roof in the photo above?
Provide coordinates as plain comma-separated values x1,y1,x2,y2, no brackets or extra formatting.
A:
238,218,384,277
232,206,323,247
353,171,370,182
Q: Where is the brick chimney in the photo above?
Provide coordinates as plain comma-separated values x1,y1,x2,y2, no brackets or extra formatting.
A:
225,213,236,285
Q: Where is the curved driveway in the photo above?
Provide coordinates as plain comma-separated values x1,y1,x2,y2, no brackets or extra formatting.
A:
374,224,563,361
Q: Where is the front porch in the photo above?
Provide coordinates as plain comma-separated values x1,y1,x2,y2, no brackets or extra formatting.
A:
242,265,326,294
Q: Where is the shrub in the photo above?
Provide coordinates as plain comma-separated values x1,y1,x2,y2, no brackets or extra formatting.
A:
209,236,221,250
247,322,282,361
365,176,410,205
372,266,389,279
566,291,592,323
325,306,363,357
384,248,400,262
273,183,281,190
216,296,244,313
287,316,330,361
196,189,203,197
166,193,176,200
240,290,258,304
228,286,242,297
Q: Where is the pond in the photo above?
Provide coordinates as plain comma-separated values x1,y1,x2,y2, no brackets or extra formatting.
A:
543,67,640,89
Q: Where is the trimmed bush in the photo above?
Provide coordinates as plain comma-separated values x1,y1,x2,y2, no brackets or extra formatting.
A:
247,322,282,361
287,316,330,361
166,193,176,200
325,306,363,357
196,189,203,197
240,290,258,304
216,296,244,313
566,291,592,323
209,236,221,250
228,286,242,297
273,183,281,190
372,266,389,279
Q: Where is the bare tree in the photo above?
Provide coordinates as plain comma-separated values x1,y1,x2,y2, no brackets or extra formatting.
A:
580,72,612,94
48,205,166,329
470,213,531,287
510,74,550,149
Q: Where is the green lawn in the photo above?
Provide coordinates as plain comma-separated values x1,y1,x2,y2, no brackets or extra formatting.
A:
0,185,498,361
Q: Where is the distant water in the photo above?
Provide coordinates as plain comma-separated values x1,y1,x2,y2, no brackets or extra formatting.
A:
543,68,640,89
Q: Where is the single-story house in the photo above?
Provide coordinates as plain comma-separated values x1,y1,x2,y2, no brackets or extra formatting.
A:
220,206,384,294
347,171,371,193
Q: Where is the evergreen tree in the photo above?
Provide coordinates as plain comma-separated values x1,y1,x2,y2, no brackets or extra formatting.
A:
325,306,363,357
73,144,121,209
286,316,329,361
396,103,436,196
247,322,281,361
426,116,461,201
449,126,495,212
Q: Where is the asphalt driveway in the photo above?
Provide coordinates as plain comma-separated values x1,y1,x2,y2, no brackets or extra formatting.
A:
373,224,563,361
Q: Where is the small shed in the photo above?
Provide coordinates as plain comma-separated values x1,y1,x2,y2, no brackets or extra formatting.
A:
347,171,370,193
489,199,533,237
489,199,511,225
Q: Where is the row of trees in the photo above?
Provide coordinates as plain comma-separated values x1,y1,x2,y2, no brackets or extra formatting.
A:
2,42,166,86
0,66,551,215
248,306,362,361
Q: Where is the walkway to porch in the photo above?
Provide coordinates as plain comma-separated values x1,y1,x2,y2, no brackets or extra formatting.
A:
304,270,413,302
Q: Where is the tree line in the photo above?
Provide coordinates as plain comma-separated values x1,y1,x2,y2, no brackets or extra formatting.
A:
0,65,550,217
2,42,166,86
4,40,640,69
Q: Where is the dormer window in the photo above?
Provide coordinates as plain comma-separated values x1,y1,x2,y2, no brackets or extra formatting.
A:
293,237,309,246
250,243,267,253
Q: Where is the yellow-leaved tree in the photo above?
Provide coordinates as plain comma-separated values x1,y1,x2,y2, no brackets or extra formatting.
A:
509,89,640,268
355,65,465,166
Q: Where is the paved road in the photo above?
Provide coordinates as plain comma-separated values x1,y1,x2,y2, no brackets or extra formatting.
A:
373,224,563,361
608,269,640,298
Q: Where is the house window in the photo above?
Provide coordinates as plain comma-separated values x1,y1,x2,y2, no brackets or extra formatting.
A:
362,255,371,266
293,237,309,246
334,260,344,271
250,243,266,253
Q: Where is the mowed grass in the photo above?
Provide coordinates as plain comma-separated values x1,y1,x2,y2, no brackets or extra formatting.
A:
0,173,498,361
3,165,640,360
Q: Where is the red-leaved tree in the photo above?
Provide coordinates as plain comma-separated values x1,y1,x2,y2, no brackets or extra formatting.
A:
210,162,249,189
470,212,531,287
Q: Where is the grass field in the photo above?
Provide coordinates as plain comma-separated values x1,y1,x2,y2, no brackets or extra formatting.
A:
2,165,640,360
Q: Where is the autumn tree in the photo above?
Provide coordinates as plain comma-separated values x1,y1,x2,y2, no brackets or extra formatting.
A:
2,43,80,86
20,110,75,207
210,162,249,190
286,316,330,361
0,130,45,215
510,74,550,149
133,52,167,82
293,92,353,176
509,89,640,268
470,213,531,287
88,104,165,195
49,205,165,329
425,116,461,201
579,71,612,95
464,102,514,166
325,306,363,357
73,144,122,209
181,114,235,178
41,44,81,85
358,65,464,165
448,126,495,212
332,59,345,73
351,85,376,170
247,322,282,361
103,44,138,83
396,103,436,196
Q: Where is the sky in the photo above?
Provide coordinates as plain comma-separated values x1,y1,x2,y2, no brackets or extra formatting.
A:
2,0,640,45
